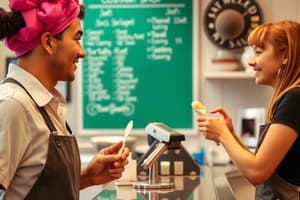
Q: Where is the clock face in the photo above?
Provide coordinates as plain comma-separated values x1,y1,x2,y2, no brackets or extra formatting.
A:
204,0,263,50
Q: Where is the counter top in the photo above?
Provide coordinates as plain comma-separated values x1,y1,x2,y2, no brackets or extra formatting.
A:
80,164,255,200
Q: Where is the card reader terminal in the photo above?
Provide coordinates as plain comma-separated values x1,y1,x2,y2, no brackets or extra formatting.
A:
145,122,185,143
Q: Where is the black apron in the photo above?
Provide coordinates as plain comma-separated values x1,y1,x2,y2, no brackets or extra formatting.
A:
255,124,300,200
4,78,81,200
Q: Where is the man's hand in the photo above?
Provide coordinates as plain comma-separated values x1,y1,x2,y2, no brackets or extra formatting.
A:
80,141,130,189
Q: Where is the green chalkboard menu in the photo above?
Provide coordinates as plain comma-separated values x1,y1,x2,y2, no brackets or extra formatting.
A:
80,0,194,133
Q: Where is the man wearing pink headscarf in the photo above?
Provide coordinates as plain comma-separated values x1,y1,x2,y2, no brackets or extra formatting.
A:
0,0,129,199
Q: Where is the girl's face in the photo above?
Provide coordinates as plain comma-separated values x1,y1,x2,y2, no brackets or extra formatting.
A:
248,42,283,87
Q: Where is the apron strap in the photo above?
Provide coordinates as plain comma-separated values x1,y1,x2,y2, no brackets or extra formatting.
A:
3,78,59,133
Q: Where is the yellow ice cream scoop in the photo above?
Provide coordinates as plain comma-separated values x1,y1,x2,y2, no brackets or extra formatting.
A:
191,101,207,115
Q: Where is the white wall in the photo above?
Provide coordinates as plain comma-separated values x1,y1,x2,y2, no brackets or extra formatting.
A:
1,0,300,156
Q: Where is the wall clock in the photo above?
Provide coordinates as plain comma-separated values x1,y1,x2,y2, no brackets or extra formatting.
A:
204,0,263,50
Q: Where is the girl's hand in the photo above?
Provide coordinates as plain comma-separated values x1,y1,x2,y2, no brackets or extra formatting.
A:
197,107,233,144
210,107,235,133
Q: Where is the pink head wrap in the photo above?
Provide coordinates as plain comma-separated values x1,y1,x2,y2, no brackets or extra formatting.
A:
4,0,80,57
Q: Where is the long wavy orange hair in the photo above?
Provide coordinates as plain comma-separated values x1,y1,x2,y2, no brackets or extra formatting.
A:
248,20,300,122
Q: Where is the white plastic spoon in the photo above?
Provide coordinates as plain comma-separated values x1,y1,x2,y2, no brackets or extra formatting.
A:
118,120,133,156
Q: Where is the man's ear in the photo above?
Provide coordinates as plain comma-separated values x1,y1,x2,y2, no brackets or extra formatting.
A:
41,32,55,54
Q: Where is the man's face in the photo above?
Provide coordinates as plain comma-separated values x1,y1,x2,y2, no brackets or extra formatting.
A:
49,17,85,81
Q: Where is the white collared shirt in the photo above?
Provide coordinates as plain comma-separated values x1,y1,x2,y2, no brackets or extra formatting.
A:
0,63,70,199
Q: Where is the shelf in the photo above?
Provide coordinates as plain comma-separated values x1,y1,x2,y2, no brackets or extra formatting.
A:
204,71,255,79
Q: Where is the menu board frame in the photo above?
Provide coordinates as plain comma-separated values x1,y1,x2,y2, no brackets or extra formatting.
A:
78,0,199,135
